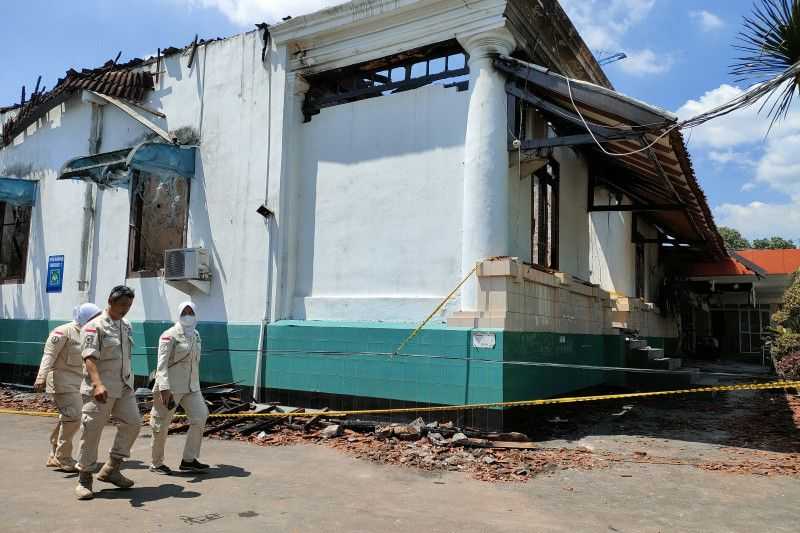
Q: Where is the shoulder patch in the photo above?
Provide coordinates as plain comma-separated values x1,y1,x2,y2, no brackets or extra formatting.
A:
161,336,172,341
84,327,97,333
53,331,65,336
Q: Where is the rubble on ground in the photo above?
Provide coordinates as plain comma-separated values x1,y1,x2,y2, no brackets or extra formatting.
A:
3,384,800,481
0,387,55,413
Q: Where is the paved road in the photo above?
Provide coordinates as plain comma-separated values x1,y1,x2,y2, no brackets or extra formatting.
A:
1,413,797,532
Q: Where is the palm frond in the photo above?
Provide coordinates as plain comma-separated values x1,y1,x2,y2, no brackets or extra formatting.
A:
730,0,800,129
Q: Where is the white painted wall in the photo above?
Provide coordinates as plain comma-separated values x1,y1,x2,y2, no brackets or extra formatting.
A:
1,98,97,320
0,32,272,324
589,186,636,297
555,147,590,281
293,83,469,322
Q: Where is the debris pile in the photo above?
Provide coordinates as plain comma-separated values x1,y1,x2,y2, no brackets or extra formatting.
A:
0,387,55,413
4,384,800,481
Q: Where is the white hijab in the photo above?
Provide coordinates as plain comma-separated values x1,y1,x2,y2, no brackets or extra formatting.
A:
177,301,198,337
74,303,102,327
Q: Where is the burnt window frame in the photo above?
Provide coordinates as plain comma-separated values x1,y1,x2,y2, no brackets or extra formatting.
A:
126,170,191,279
635,241,645,299
0,201,31,284
303,39,469,121
531,159,560,270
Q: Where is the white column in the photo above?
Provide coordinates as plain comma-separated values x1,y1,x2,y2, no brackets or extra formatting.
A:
458,28,516,311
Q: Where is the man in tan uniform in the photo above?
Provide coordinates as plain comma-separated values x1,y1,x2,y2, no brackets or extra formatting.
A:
34,303,101,472
75,286,141,500
150,301,209,474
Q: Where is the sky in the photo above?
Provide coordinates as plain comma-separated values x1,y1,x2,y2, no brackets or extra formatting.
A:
0,0,795,241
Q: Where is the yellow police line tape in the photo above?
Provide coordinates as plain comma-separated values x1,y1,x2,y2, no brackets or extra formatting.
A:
3,380,799,420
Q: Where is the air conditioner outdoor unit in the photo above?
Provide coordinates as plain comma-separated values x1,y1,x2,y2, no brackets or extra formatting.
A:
164,247,211,293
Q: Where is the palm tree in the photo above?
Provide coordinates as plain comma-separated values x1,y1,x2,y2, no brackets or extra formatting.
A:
731,0,800,128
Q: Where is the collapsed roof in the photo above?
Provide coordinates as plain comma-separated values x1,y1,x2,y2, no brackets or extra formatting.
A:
1,59,154,147
497,56,726,260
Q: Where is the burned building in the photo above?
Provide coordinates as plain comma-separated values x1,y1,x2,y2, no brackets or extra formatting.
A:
0,0,725,422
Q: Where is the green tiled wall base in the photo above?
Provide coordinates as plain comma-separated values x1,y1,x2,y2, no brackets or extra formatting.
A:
0,318,677,406
0,319,260,387
265,321,503,405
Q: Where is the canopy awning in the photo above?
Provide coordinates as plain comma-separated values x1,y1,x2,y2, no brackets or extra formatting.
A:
58,142,196,188
496,56,726,259
0,177,38,207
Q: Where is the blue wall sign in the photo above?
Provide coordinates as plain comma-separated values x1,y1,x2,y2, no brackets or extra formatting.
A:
46,255,64,293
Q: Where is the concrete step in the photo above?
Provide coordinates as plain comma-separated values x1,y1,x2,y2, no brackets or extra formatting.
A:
627,339,648,350
633,347,664,360
650,357,682,371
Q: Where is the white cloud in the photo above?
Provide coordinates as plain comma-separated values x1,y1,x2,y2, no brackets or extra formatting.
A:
616,49,673,76
174,0,347,26
715,202,800,240
755,133,800,201
677,83,800,148
560,0,655,51
679,82,800,238
690,10,724,31
560,0,672,76
708,149,757,167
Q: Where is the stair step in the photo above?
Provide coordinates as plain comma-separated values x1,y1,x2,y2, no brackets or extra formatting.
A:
633,347,664,360
650,357,682,370
627,339,648,350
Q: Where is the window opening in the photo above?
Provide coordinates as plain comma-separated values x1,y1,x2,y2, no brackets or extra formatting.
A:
531,159,559,269
0,201,31,283
127,172,190,276
303,40,469,121
635,242,645,298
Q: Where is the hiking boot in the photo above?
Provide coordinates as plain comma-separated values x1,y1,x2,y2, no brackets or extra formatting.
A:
75,471,94,500
179,459,209,471
149,464,173,475
97,460,134,488
57,461,79,473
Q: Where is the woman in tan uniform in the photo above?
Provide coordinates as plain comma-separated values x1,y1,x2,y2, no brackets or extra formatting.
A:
34,302,101,472
149,301,209,474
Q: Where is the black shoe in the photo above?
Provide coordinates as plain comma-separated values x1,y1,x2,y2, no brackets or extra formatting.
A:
149,464,173,475
179,459,209,471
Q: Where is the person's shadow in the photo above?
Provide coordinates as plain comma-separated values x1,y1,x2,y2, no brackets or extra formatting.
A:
94,483,201,508
171,463,251,484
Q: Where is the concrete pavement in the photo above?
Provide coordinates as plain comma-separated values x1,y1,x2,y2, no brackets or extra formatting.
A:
1,413,798,533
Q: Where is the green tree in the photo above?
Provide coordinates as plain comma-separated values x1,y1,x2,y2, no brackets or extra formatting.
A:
718,226,751,250
752,236,797,249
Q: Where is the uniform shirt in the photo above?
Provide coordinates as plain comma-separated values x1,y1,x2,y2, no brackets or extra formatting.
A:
35,322,83,394
80,310,134,398
154,324,202,394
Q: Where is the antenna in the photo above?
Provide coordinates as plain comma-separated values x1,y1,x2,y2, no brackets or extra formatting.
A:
598,52,627,66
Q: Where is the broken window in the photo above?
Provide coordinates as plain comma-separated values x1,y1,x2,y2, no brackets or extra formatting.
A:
127,172,189,276
635,242,645,298
303,40,469,120
531,160,559,269
0,202,31,283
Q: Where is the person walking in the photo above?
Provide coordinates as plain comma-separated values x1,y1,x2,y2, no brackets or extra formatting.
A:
74,286,141,500
149,301,209,474
34,303,102,472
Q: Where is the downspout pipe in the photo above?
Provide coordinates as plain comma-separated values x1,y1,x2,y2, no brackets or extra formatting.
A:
77,103,102,298
253,28,273,403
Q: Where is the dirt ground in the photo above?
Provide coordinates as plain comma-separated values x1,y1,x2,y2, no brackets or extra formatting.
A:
2,381,800,532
